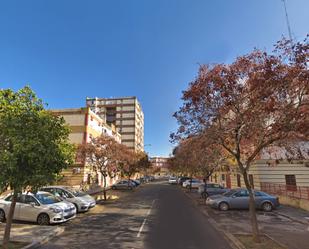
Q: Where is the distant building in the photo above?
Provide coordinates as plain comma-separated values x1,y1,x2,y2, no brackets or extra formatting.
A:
51,107,121,187
86,96,144,151
150,157,170,176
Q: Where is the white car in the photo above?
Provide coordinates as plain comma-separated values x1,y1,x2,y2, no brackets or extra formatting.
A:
168,177,178,184
0,191,76,225
182,179,203,189
41,186,96,213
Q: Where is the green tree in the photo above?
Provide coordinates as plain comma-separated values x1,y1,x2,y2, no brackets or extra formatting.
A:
0,86,75,249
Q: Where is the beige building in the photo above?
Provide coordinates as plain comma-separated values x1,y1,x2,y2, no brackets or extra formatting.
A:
211,159,309,210
150,157,170,176
51,107,121,187
86,96,144,151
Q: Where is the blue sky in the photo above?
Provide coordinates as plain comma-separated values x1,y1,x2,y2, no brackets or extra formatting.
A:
0,0,308,157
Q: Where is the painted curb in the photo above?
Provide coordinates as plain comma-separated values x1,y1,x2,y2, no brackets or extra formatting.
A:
21,226,65,249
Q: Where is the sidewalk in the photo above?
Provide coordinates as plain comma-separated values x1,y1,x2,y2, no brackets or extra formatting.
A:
0,223,64,248
274,205,309,225
183,189,309,249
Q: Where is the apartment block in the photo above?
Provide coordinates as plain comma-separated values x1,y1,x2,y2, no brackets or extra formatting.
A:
86,96,144,151
150,157,170,176
51,107,121,187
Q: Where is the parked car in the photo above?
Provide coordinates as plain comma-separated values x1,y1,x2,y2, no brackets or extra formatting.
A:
177,177,190,185
40,186,96,213
111,180,135,190
198,183,229,199
131,179,141,186
0,191,76,225
182,179,203,189
168,176,178,184
206,188,280,212
144,176,155,182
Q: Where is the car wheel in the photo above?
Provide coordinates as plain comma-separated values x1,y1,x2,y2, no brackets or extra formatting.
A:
186,185,190,189
219,202,229,211
262,202,273,212
128,186,133,190
202,192,209,199
37,213,50,225
111,186,116,190
0,209,5,222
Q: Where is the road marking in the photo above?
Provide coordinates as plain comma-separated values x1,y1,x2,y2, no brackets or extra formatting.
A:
136,199,156,238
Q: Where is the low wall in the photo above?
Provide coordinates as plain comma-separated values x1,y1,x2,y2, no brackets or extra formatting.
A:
278,195,309,212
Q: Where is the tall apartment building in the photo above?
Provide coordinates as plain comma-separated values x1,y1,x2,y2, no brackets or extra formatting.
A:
86,96,144,151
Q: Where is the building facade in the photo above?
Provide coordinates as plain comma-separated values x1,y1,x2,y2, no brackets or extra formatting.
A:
86,96,144,151
150,157,170,176
51,107,121,187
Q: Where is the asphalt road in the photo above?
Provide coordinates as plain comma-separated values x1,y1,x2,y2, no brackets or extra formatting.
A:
40,181,232,249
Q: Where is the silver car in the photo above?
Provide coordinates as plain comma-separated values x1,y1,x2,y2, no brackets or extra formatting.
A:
206,188,280,212
198,183,229,199
111,180,135,190
0,191,76,225
41,186,96,213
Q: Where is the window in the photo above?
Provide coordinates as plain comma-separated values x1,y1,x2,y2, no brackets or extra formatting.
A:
249,174,254,189
221,174,225,181
285,175,297,191
235,190,249,197
23,195,39,206
237,174,241,187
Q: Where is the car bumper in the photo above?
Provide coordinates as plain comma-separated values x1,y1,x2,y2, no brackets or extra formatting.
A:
205,199,219,208
88,202,96,209
50,212,76,224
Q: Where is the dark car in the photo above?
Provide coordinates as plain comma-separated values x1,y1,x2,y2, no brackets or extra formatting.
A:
177,177,190,185
131,179,140,186
198,183,229,199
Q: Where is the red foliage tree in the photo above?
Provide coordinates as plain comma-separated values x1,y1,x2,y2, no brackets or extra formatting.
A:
172,37,309,242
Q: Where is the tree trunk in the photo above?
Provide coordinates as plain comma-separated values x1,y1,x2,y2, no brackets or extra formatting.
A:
2,190,18,249
189,174,192,192
243,171,261,243
103,174,107,201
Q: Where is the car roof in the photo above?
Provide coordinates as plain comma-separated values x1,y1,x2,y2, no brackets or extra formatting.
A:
42,186,67,188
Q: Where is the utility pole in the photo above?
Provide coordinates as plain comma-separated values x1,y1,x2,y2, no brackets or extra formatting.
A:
281,0,293,41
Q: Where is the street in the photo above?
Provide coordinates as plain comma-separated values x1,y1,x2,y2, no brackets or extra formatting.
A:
40,181,232,249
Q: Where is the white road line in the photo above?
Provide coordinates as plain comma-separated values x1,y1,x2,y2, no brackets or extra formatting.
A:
136,199,156,238
137,218,147,238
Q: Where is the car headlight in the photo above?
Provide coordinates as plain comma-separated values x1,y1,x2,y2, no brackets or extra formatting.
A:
50,207,62,213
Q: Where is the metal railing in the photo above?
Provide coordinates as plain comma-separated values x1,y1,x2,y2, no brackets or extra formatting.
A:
260,182,309,200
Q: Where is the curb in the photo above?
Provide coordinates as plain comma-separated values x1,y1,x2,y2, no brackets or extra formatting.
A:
182,190,242,249
21,226,65,249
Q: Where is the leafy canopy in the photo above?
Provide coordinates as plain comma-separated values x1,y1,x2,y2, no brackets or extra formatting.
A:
0,86,75,192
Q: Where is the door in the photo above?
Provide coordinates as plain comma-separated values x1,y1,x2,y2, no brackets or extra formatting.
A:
230,190,250,209
18,195,41,222
3,195,22,220
226,174,231,189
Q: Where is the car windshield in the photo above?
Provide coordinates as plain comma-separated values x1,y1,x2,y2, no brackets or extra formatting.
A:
222,190,238,197
65,188,87,197
35,193,62,204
